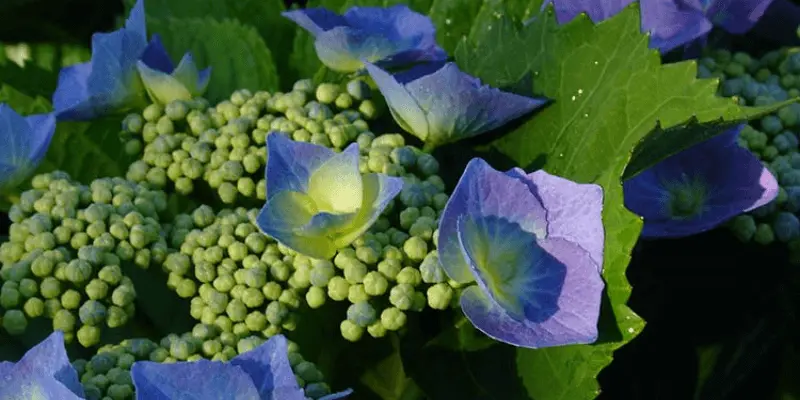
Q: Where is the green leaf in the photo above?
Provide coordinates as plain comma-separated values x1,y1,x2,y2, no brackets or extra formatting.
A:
289,28,323,85
125,0,296,90
147,17,279,104
360,335,425,400
0,47,58,100
624,99,797,181
0,43,90,100
0,84,51,114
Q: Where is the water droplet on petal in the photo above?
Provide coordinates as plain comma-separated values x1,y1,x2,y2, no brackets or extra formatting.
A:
578,89,583,94
583,113,589,118
594,61,599,65
627,327,635,333
571,95,576,101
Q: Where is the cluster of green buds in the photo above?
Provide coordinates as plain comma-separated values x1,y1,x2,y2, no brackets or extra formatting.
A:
700,47,800,262
0,172,169,346
120,78,380,206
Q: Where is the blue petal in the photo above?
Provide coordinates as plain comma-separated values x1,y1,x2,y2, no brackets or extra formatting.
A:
641,0,713,52
331,172,404,248
296,212,358,237
137,60,193,105
0,104,37,167
139,35,175,73
124,0,147,41
623,125,779,238
52,62,95,120
363,62,428,138
230,335,306,400
264,133,336,200
24,113,57,165
86,30,148,109
459,237,604,349
457,215,564,321
131,360,261,400
315,27,405,72
319,389,355,400
54,28,148,120
256,190,337,259
282,8,348,36
438,158,547,284
402,62,547,145
705,0,774,34
508,168,605,270
545,0,635,23
0,374,86,400
13,331,84,397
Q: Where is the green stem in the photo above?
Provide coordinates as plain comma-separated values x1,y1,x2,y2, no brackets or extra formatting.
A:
422,142,438,153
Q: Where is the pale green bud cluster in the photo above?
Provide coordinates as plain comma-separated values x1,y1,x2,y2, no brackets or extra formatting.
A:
121,78,379,206
0,172,169,346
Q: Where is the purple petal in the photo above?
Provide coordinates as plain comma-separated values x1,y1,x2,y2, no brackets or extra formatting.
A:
363,62,428,137
459,237,604,349
508,168,605,271
546,0,636,23
705,0,775,33
264,133,336,201
131,360,261,399
641,0,713,52
140,35,175,73
14,331,84,397
623,125,779,238
438,158,548,284
230,335,306,400
282,8,348,36
401,62,547,146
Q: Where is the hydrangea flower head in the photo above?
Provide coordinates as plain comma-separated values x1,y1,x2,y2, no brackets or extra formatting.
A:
623,124,778,238
365,62,547,149
438,158,605,348
52,0,210,120
282,5,447,73
0,331,85,399
0,104,57,191
132,334,352,399
256,133,404,260
542,0,774,52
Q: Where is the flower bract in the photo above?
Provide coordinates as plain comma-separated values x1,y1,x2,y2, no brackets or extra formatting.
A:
256,133,403,260
438,158,605,348
0,331,85,399
137,53,212,105
364,62,547,149
282,5,447,73
0,104,56,191
543,0,774,52
131,334,352,399
623,124,779,238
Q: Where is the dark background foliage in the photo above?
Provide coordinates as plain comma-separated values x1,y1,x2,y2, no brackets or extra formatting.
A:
0,1,797,399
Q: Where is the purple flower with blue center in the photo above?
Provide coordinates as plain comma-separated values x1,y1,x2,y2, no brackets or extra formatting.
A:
0,331,85,399
131,335,352,400
623,124,779,238
52,0,209,120
542,0,774,52
282,5,447,73
256,133,404,260
364,62,547,150
0,104,57,191
438,158,605,348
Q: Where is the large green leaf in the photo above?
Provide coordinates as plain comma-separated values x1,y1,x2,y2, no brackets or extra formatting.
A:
360,335,425,400
147,17,279,104
125,0,296,90
0,43,90,100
